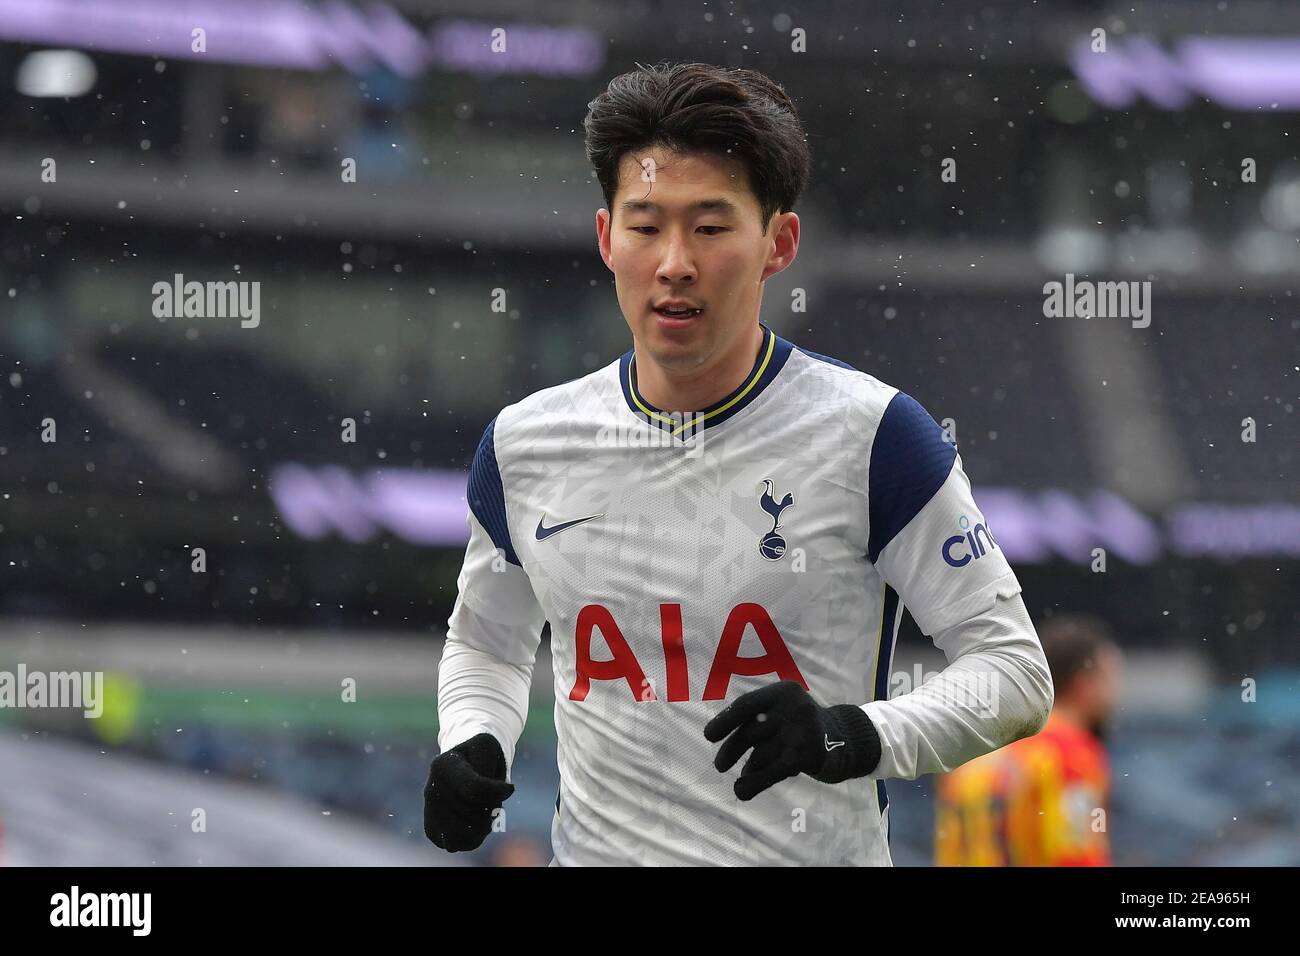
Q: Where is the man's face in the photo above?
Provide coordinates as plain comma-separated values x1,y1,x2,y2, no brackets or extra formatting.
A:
595,146,797,376
1079,645,1123,739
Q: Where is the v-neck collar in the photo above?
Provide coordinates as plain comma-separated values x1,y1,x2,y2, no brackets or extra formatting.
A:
618,324,794,440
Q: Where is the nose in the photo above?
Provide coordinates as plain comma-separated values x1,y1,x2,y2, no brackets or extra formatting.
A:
656,230,696,286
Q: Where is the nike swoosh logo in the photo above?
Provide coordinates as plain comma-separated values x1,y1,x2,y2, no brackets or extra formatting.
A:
824,735,846,751
535,513,604,541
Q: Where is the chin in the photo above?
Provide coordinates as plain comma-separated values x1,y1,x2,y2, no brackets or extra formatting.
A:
642,326,710,365
646,342,708,372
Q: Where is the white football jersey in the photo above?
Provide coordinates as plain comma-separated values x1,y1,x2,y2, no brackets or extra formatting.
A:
439,323,1029,865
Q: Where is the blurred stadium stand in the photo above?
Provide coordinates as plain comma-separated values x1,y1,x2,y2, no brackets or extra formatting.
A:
0,728,450,866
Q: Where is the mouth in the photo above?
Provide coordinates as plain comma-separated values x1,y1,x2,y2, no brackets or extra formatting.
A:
652,303,704,328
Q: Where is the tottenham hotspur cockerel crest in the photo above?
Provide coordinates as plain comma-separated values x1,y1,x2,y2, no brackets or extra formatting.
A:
758,478,795,560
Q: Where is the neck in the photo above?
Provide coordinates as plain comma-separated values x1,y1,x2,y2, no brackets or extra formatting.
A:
634,323,766,412
1052,701,1087,732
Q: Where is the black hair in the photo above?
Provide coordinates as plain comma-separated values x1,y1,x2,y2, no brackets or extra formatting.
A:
583,62,811,235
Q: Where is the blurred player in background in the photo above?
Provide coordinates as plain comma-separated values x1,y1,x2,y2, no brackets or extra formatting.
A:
935,615,1121,866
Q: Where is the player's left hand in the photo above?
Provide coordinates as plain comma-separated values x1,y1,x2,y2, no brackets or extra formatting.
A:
703,680,882,800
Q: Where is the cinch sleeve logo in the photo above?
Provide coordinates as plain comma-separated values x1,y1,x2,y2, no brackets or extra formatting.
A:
942,515,999,568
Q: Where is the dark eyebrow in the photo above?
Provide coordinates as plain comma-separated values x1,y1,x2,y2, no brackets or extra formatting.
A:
620,198,740,216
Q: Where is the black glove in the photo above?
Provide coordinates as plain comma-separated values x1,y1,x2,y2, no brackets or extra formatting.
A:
704,680,882,801
423,732,515,852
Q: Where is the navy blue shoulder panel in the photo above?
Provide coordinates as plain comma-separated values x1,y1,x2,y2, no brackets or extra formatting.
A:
795,344,858,371
466,416,520,566
867,392,956,563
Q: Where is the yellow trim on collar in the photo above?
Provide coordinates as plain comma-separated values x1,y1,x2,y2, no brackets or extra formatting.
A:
629,327,776,437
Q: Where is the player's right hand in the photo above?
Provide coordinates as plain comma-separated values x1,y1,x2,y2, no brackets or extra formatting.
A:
423,732,515,852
